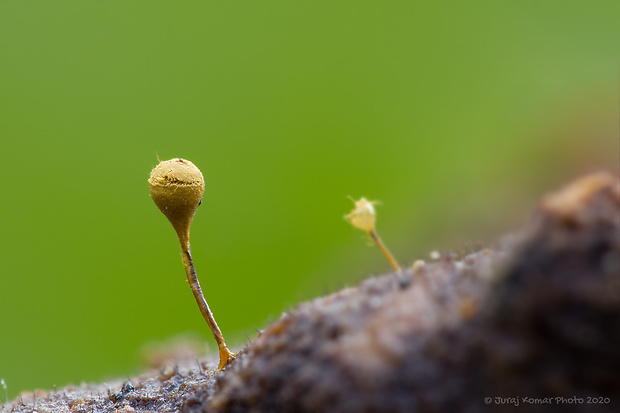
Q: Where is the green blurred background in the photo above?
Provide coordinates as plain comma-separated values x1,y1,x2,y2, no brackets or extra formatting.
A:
0,0,617,400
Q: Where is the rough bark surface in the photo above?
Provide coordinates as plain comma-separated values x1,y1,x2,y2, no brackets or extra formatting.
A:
3,171,619,413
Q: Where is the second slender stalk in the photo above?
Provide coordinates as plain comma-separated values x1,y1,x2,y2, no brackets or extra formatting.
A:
369,229,401,272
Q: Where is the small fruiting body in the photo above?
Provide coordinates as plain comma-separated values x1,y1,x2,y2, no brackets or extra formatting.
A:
345,197,401,272
149,158,234,371
346,197,377,233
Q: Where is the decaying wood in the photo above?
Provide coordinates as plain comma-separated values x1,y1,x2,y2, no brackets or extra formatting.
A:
4,171,619,413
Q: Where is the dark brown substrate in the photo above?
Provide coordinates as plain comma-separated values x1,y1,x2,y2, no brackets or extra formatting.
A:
4,172,619,413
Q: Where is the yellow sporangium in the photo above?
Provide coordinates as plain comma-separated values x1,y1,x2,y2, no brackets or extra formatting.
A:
345,197,401,272
149,158,235,371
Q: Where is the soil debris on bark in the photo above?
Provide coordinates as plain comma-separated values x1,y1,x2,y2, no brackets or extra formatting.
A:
3,171,619,413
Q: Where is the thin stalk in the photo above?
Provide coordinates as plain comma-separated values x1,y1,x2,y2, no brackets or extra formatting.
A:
369,229,401,272
181,248,234,370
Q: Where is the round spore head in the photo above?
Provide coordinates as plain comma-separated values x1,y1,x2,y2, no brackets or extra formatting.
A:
149,158,205,242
